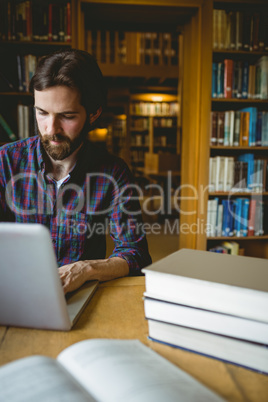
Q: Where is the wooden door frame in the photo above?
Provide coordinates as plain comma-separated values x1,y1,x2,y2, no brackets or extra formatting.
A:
74,0,213,251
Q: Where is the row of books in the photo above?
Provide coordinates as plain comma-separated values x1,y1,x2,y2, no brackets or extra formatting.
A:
130,117,149,131
153,117,176,128
130,134,149,147
212,57,268,99
86,30,179,66
130,149,146,164
209,155,268,193
208,241,241,255
0,106,35,143
130,102,179,116
213,9,268,51
17,104,35,139
0,113,17,142
0,53,38,92
207,197,267,238
143,249,268,375
210,109,268,147
0,1,71,42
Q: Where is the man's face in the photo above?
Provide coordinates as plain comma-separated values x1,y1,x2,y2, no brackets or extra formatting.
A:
34,85,88,160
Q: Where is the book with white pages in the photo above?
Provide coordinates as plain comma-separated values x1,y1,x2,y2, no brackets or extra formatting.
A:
142,249,268,324
144,297,268,344
0,339,225,402
147,320,268,375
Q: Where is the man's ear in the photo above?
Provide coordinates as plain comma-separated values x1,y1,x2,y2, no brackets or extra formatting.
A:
89,107,102,124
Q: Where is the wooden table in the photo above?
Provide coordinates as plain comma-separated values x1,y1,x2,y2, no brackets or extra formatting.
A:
0,277,267,401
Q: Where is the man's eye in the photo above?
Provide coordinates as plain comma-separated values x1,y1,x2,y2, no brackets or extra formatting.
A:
62,115,75,120
37,111,47,116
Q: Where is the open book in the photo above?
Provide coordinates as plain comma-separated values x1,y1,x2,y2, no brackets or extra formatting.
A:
0,339,224,402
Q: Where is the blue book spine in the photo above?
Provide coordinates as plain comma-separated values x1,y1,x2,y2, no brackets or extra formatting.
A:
222,200,234,237
234,198,243,237
212,63,218,98
241,198,250,236
241,61,249,99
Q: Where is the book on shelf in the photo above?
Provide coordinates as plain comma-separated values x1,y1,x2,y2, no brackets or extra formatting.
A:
1,1,71,43
17,104,35,139
221,199,235,237
0,70,15,92
0,114,17,142
208,241,243,255
224,59,233,98
143,249,268,374
210,109,268,147
147,320,268,375
208,155,267,193
239,111,249,147
0,338,224,402
212,58,268,100
213,8,268,52
207,197,267,238
86,30,179,67
130,101,178,117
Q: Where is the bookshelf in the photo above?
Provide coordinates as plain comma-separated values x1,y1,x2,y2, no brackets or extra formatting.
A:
3,0,267,258
206,1,268,258
129,93,180,171
0,0,74,143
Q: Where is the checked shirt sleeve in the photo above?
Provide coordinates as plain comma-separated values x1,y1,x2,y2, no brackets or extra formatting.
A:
0,148,7,221
107,160,152,275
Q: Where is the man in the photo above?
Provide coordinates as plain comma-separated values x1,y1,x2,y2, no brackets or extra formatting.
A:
0,49,151,293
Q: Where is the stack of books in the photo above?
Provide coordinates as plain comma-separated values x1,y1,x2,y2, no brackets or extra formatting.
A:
142,249,268,374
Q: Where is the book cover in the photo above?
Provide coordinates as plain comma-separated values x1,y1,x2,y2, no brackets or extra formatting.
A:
241,198,250,236
216,112,224,145
224,59,233,98
240,107,257,146
145,297,268,344
248,199,257,236
0,114,17,142
212,62,218,98
239,111,250,146
234,198,243,237
241,61,249,99
233,111,241,146
217,62,224,98
148,320,268,375
143,248,268,323
222,199,234,237
235,11,243,50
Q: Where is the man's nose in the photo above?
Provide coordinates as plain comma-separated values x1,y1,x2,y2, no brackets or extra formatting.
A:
46,117,61,135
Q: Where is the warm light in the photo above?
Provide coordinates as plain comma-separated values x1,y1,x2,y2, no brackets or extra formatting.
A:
89,128,108,141
151,96,163,102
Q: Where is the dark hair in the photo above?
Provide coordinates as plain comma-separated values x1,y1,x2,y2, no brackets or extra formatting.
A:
30,49,107,115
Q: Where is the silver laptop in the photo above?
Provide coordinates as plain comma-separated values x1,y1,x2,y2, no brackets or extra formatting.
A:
0,223,98,331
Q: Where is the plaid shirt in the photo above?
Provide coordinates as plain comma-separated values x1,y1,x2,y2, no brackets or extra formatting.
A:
0,137,151,274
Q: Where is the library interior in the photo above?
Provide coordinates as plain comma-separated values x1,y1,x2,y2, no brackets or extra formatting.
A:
0,1,268,401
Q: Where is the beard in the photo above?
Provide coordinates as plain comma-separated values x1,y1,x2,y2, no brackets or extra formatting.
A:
38,124,89,161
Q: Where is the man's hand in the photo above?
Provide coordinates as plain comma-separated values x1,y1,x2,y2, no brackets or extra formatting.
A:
58,260,91,294
58,257,129,294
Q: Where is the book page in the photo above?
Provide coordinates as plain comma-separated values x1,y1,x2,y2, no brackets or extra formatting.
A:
57,339,224,402
0,355,95,402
